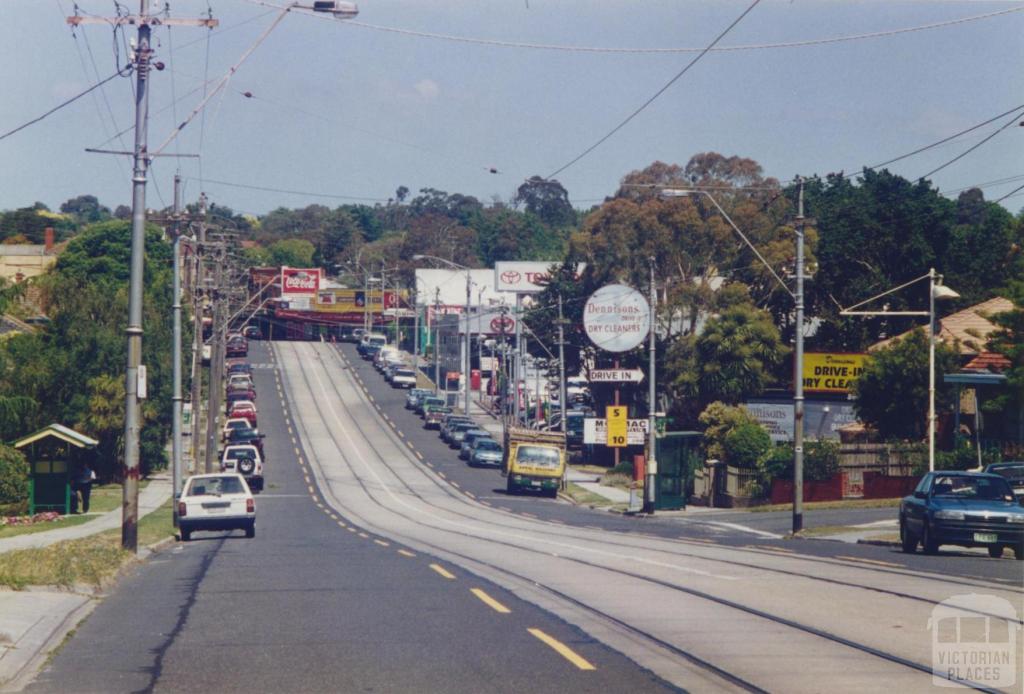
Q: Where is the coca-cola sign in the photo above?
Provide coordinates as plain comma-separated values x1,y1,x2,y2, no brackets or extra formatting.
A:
281,268,321,295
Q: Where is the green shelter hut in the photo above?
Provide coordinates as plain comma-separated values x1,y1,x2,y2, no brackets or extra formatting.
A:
14,424,99,515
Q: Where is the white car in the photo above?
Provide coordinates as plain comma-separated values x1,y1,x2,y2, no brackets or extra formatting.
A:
220,444,264,492
177,473,255,541
390,367,417,389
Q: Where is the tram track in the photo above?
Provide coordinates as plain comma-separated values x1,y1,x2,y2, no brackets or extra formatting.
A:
278,341,1015,693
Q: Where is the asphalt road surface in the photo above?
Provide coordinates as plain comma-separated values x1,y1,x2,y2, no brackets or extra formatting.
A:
26,341,1023,693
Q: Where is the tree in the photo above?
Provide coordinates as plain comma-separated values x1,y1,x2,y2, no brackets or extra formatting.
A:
76,374,124,481
670,295,787,415
514,176,576,228
0,445,29,507
268,239,316,268
852,328,960,440
985,281,1024,444
59,195,111,224
697,402,761,461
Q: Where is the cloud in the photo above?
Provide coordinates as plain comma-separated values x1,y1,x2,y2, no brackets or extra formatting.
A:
414,79,440,101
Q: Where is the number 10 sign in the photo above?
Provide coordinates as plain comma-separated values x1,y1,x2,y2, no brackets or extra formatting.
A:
606,406,628,447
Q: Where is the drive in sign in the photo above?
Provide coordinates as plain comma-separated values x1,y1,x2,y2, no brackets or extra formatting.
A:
583,284,650,353
590,368,644,384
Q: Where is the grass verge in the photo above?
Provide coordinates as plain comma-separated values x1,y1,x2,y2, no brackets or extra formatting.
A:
0,499,176,590
749,498,902,513
563,483,615,507
0,514,94,540
87,480,150,514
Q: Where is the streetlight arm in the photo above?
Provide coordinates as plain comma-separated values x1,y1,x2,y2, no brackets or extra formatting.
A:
662,189,795,298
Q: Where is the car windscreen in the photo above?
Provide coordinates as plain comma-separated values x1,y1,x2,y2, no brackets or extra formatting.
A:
476,440,501,451
370,336,387,346
423,398,445,408
931,475,1012,500
516,445,561,468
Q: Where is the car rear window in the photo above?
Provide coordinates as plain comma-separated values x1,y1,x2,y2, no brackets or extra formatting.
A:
189,476,245,496
476,440,501,451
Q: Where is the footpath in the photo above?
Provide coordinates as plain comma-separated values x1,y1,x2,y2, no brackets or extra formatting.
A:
0,474,173,692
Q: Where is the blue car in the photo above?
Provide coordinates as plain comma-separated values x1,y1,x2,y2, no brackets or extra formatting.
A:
900,471,1024,559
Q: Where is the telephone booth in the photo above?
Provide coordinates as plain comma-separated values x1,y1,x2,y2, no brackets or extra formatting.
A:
15,424,99,515
654,431,701,510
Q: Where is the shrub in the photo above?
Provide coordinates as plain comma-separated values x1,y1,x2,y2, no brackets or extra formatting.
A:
805,440,840,482
758,444,793,481
698,402,760,461
0,445,30,506
723,421,771,469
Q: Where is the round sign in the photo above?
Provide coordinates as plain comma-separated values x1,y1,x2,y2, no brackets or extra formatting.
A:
583,284,650,352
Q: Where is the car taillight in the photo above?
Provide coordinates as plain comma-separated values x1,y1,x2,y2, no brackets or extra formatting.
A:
177,501,186,517
246,499,255,513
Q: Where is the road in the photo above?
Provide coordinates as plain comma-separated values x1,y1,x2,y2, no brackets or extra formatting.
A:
26,340,1023,693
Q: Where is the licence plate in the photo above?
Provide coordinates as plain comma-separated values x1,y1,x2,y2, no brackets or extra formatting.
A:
973,532,998,543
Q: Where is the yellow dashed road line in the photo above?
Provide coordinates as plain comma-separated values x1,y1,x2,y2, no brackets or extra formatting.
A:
527,629,595,670
471,588,511,614
465,491,476,499
397,549,416,558
374,539,390,547
307,484,315,494
359,532,370,539
337,521,348,529
415,451,423,460
348,527,357,533
429,563,456,579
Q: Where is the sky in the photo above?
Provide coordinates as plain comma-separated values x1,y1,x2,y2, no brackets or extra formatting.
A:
1,0,1023,217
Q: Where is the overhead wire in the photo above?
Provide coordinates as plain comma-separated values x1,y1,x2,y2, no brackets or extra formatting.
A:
546,0,763,180
0,68,127,142
253,3,1024,55
192,177,390,202
916,107,1024,181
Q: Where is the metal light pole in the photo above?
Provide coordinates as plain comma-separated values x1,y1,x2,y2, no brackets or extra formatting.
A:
557,293,567,434
661,187,800,529
646,258,657,514
840,269,959,472
171,175,184,505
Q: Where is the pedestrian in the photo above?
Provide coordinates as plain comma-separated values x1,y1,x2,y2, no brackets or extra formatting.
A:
75,463,96,513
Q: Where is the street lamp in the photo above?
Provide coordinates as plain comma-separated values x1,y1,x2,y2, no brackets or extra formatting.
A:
840,268,959,471
661,186,805,530
413,254,473,416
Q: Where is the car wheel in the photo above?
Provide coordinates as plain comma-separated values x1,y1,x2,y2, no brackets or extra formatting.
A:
245,522,255,539
987,545,1004,559
899,519,917,554
180,528,191,542
921,522,939,555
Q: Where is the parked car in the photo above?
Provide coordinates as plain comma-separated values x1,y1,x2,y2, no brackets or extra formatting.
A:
423,404,452,429
227,360,252,375
228,402,258,426
227,373,254,389
406,388,433,410
220,444,264,493
357,333,387,359
390,368,417,389
459,429,491,459
899,471,1024,559
448,421,481,448
225,427,265,458
440,415,474,444
469,438,503,467
416,396,446,417
983,462,1024,498
222,417,257,442
242,325,262,340
178,473,255,541
226,336,248,358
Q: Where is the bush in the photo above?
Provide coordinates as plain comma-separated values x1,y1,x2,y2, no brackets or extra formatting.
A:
723,421,771,469
698,402,760,461
0,445,30,506
805,440,840,482
758,444,793,481
609,460,634,476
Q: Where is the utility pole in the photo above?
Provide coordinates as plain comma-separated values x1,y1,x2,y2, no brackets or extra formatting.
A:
171,175,183,506
434,290,441,393
557,293,567,434
204,246,225,473
499,302,509,436
792,177,806,534
645,258,658,514
513,294,523,425
67,3,217,554
190,194,208,464
464,269,471,416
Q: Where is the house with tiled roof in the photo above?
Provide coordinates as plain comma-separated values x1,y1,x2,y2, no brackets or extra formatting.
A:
869,296,1013,356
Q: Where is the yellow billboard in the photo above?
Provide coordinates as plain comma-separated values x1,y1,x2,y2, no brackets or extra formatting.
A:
802,353,867,393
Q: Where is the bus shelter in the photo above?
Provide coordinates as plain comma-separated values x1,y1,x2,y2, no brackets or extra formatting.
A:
14,424,99,515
